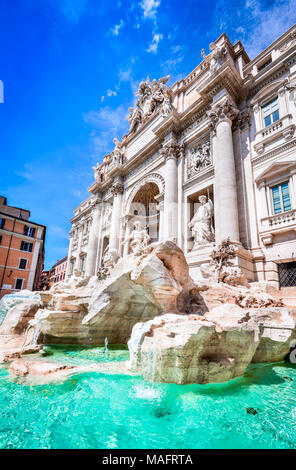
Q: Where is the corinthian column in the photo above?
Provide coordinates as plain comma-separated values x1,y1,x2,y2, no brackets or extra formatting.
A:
84,198,101,277
209,99,240,243
161,143,180,241
109,181,124,253
122,214,132,257
65,229,74,279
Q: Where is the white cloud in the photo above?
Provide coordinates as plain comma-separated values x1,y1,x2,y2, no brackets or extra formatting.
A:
106,89,117,97
84,106,127,131
48,0,87,25
212,0,296,59
119,67,132,82
140,0,161,19
83,105,130,156
147,32,163,53
47,225,69,240
161,55,184,72
110,19,124,36
244,0,296,58
161,43,185,72
72,189,84,199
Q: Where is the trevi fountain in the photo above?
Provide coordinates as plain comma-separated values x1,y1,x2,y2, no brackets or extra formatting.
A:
1,26,296,449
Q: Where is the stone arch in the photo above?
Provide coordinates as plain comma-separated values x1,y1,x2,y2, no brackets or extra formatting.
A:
125,172,165,213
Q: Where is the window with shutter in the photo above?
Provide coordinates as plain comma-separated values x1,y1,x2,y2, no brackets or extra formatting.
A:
262,98,279,127
271,182,291,214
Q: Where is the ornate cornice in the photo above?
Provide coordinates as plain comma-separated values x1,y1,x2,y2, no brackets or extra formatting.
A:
180,103,212,138
198,61,242,102
247,58,293,100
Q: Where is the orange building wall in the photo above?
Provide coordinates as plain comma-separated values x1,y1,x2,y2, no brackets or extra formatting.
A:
0,213,45,299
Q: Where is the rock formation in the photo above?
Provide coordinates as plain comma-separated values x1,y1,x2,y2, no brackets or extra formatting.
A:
1,241,201,347
128,304,296,384
0,241,295,385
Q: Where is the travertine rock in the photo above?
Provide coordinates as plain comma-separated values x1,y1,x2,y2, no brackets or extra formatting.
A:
33,241,201,345
0,295,42,351
0,299,41,335
1,240,295,386
251,307,296,363
129,304,296,384
9,359,75,377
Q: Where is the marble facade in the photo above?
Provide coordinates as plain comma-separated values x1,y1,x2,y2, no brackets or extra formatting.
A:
66,26,296,289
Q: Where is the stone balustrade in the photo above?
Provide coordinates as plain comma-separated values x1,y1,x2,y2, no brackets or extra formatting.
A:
254,114,295,155
260,119,283,138
261,208,296,231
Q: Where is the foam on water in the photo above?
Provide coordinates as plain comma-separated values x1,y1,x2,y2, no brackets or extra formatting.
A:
132,384,163,400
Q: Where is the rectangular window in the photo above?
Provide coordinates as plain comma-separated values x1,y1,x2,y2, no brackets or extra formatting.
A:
0,218,5,229
271,181,292,214
262,98,279,127
20,240,33,252
18,258,28,269
0,235,2,244
15,278,24,290
24,226,35,237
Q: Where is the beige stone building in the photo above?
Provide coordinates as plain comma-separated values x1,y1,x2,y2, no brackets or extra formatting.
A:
66,25,296,291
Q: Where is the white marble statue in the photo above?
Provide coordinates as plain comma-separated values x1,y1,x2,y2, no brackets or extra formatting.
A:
127,75,173,133
103,205,112,227
102,246,118,268
209,42,227,75
112,138,124,166
189,141,211,175
122,221,151,256
188,196,215,248
161,96,173,116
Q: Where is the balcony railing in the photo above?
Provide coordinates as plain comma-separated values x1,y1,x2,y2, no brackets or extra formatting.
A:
254,114,295,155
261,208,296,231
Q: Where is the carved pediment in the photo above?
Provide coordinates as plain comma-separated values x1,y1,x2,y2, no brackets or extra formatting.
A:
251,79,287,106
255,160,296,184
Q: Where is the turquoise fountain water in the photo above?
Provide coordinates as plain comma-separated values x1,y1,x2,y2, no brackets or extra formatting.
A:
0,344,295,449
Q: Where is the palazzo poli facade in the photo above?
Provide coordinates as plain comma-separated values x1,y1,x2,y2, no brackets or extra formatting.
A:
66,25,296,290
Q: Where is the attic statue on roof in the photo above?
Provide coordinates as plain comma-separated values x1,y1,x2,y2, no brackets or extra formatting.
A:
127,75,174,134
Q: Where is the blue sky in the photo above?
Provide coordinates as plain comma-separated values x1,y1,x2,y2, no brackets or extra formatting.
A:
0,0,295,270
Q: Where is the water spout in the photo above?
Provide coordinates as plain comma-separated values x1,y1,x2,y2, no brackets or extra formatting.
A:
141,337,161,385
22,324,33,348
103,337,108,355
33,317,41,346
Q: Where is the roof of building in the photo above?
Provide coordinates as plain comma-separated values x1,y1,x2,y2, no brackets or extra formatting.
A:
0,195,46,229
51,255,68,269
